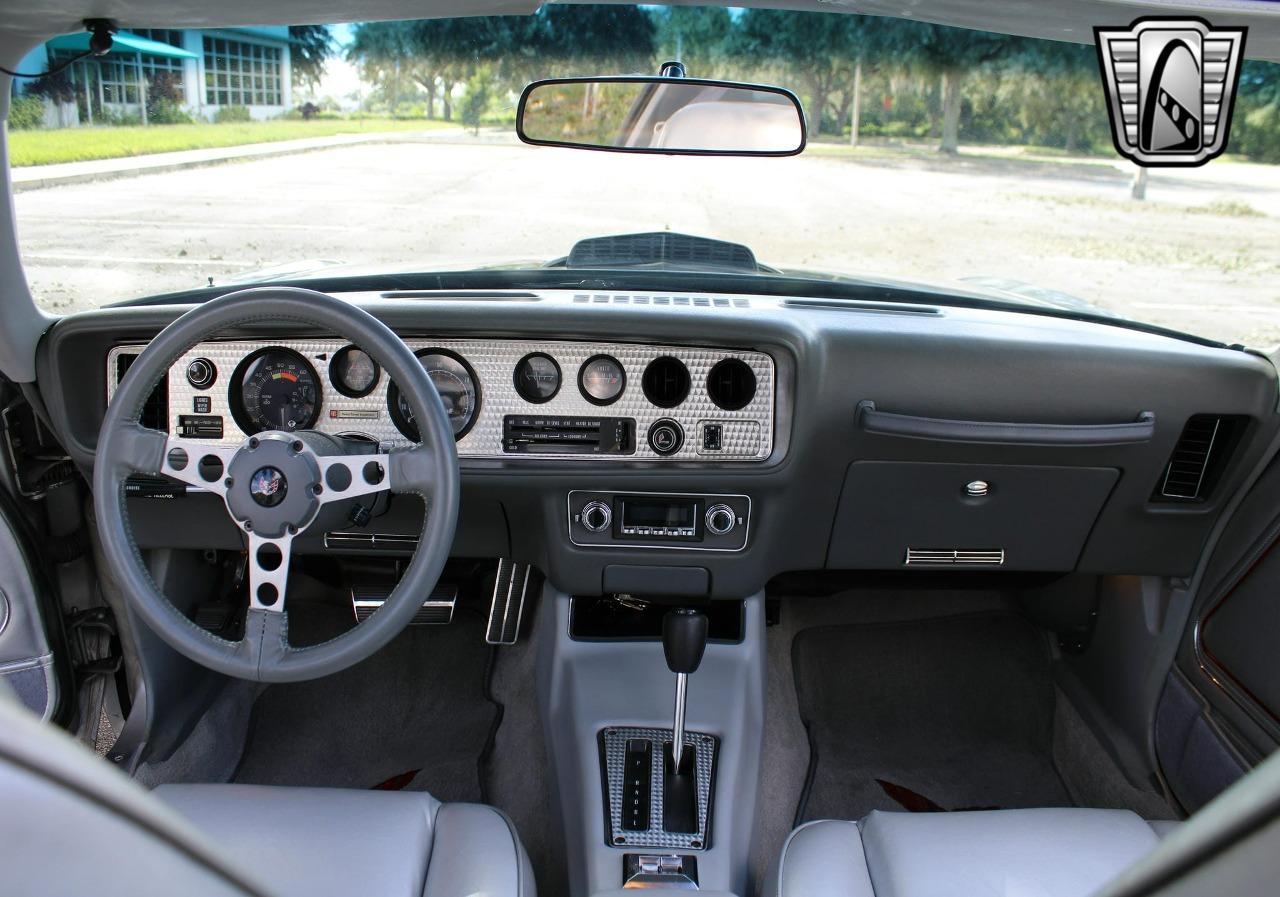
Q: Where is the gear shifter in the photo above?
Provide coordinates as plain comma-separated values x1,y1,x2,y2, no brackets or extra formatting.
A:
662,608,707,833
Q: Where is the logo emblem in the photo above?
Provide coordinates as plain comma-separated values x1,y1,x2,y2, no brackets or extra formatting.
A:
249,467,287,508
1095,17,1246,167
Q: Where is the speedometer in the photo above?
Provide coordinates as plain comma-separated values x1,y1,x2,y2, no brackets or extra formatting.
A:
387,349,479,441
229,347,322,434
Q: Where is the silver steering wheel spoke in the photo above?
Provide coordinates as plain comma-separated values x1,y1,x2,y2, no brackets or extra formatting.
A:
160,436,238,496
316,453,392,505
246,531,293,612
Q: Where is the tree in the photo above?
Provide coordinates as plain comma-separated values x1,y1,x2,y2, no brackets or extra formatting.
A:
734,11,871,138
653,6,734,79
460,66,495,134
876,20,1016,152
289,25,334,91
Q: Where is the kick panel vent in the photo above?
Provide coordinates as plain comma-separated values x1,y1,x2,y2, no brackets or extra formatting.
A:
642,356,691,408
115,351,168,431
1157,414,1246,502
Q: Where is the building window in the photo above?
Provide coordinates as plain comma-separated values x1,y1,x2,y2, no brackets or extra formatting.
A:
100,59,141,105
127,30,187,95
203,37,282,107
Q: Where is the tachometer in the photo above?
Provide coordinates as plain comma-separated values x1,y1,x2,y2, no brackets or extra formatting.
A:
387,349,479,441
229,347,322,434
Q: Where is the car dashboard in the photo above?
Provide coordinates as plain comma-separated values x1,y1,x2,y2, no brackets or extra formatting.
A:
37,287,1280,599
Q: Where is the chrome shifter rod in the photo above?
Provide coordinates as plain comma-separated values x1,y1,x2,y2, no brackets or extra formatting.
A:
662,609,708,770
672,671,689,768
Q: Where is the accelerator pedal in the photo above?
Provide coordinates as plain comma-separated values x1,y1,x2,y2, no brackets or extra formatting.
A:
486,559,540,644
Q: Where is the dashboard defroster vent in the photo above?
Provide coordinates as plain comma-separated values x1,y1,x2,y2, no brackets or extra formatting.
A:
1157,414,1245,501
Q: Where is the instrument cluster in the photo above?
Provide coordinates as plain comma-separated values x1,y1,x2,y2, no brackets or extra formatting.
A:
108,338,776,461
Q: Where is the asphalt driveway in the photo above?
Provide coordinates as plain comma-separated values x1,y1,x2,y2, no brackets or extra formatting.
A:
14,136,1280,347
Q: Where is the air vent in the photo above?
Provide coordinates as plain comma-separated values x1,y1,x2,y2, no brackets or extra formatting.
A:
1157,414,1245,501
572,294,750,309
706,358,757,411
905,548,1005,566
115,352,168,431
642,356,691,408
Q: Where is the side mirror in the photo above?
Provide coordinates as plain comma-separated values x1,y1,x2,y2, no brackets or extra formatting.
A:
517,76,807,156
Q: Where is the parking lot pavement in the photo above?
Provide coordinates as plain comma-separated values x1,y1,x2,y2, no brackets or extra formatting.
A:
14,139,1280,347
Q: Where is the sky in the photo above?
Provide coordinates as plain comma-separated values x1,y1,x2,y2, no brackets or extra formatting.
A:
297,23,363,104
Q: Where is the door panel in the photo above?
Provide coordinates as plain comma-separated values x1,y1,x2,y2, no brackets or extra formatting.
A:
1163,453,1280,811
0,497,57,719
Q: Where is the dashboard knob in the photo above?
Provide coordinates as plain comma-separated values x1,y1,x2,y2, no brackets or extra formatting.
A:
186,357,217,390
581,500,612,533
648,419,684,456
705,504,736,536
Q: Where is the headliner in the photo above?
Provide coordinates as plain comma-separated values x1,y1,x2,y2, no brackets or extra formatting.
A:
1,0,1280,61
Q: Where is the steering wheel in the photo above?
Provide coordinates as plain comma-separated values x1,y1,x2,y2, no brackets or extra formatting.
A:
93,287,460,682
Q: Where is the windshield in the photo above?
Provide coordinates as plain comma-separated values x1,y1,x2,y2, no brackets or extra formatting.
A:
9,7,1280,348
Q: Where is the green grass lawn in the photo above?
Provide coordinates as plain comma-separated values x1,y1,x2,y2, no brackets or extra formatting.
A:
8,118,453,167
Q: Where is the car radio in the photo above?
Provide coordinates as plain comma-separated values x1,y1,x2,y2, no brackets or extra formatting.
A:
568,491,750,551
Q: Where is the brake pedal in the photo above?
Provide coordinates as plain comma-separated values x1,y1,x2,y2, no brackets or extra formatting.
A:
486,559,539,644
351,583,457,625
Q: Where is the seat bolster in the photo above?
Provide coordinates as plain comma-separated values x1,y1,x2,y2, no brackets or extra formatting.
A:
860,808,1162,897
155,784,441,897
423,802,535,897
769,819,876,897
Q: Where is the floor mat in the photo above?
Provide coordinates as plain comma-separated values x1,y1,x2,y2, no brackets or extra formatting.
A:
233,606,498,802
793,611,1072,822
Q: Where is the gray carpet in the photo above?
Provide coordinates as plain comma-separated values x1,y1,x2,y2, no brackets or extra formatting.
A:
793,611,1072,821
233,605,498,801
487,627,569,897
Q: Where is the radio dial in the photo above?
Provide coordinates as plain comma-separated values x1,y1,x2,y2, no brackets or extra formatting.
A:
705,504,736,536
582,501,612,533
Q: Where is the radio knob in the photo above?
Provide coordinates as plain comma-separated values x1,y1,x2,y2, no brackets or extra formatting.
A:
581,500,612,533
705,504,736,536
186,357,217,390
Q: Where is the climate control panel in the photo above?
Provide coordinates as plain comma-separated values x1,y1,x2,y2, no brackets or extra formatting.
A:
568,491,750,552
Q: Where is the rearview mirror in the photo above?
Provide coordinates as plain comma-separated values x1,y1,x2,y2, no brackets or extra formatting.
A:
517,76,806,156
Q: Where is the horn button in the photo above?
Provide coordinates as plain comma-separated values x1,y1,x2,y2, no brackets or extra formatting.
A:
225,432,322,539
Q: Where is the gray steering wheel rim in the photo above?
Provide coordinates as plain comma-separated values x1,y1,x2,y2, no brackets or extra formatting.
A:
93,286,460,682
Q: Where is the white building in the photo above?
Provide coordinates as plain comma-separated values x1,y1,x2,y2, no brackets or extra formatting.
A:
15,26,294,124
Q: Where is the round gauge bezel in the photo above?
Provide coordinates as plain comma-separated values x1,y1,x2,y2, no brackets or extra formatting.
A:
328,345,381,399
387,347,481,442
228,346,323,436
513,352,562,404
578,354,626,406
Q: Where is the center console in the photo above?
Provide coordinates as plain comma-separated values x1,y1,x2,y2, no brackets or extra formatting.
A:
536,588,764,897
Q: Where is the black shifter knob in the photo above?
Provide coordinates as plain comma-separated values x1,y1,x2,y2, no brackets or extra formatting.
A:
663,609,708,674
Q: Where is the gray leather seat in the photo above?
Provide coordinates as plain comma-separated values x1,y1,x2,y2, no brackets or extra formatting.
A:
156,784,534,897
771,808,1173,897
0,688,534,897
